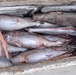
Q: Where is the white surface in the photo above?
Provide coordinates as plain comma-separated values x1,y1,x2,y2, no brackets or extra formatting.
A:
26,65,76,75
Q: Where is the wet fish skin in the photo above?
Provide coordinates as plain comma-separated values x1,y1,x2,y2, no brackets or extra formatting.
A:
31,22,58,28
11,48,68,64
33,12,76,27
43,35,69,41
41,4,76,13
0,5,38,14
7,44,28,53
5,10,29,17
0,15,43,31
0,56,13,68
43,35,71,45
3,32,63,48
28,27,76,35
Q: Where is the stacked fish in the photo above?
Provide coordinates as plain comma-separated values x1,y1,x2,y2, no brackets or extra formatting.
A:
0,3,76,68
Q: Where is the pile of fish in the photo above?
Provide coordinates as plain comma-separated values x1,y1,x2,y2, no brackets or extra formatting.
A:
0,3,76,68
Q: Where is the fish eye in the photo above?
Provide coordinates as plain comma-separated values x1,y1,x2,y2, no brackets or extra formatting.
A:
4,36,7,39
3,36,8,40
4,35,10,41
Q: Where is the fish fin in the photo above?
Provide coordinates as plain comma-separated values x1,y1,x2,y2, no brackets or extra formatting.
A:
14,41,22,47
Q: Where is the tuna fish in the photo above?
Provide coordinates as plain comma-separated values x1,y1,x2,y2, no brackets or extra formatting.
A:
3,32,64,48
27,27,76,35
11,48,69,64
41,4,76,13
0,15,45,31
43,35,71,45
0,5,38,16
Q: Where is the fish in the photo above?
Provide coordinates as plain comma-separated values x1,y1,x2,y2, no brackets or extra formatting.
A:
43,35,71,45
5,10,29,17
27,27,76,35
0,56,13,68
0,15,45,31
11,48,69,64
7,44,28,54
0,5,38,15
3,32,64,48
41,4,76,13
43,35,69,41
33,12,76,27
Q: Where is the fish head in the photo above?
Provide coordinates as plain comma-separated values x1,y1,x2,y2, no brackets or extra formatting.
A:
3,32,16,44
3,33,11,41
